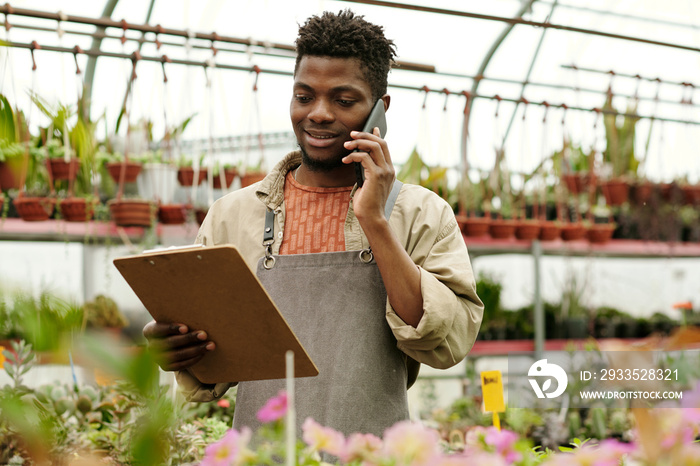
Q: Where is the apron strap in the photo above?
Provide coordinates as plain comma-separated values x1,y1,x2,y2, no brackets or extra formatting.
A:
384,180,403,220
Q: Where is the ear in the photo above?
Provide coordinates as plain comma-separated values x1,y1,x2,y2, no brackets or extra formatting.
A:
381,94,391,112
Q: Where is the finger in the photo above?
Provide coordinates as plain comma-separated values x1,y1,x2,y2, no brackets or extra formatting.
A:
147,330,209,352
143,321,188,339
373,126,392,165
154,341,214,372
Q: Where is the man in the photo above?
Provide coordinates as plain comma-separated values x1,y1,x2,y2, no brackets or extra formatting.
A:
143,10,483,437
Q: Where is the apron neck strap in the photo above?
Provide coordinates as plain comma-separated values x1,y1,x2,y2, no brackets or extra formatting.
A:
384,180,403,220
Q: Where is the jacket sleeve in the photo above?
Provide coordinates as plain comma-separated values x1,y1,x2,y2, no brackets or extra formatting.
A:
176,370,233,402
385,199,483,369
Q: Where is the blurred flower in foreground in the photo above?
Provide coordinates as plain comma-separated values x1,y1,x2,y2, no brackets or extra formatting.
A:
382,420,442,466
340,432,382,464
302,417,345,457
200,427,253,466
256,390,287,423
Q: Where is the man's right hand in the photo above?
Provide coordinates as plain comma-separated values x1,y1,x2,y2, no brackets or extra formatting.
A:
142,321,215,372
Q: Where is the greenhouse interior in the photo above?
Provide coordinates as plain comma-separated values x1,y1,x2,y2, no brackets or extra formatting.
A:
1,0,699,464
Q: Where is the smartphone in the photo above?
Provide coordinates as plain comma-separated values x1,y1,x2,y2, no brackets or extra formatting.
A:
354,100,387,187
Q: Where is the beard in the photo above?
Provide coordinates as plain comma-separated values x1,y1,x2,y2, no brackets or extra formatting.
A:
298,144,349,172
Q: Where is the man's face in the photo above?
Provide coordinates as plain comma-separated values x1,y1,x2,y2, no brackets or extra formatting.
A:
291,56,374,171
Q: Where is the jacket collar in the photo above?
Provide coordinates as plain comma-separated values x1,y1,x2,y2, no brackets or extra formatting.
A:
255,150,302,210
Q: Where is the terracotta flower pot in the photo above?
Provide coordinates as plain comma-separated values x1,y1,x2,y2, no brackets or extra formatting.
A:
562,173,588,195
682,185,700,205
587,224,616,244
601,179,629,206
514,221,542,241
158,203,188,225
488,219,517,239
59,197,99,222
106,161,142,184
195,207,208,225
456,215,491,237
213,168,238,189
108,199,155,227
560,223,587,241
632,181,653,205
177,167,208,187
13,197,56,221
538,222,561,241
241,171,266,187
47,158,81,181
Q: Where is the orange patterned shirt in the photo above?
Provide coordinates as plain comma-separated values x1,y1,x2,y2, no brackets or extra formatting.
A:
279,170,354,255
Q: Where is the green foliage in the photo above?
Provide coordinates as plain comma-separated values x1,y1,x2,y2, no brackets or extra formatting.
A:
83,294,129,329
397,147,457,208
602,93,641,178
476,272,503,319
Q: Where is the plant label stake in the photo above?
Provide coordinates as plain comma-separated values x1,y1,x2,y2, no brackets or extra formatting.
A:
285,350,295,466
481,370,505,431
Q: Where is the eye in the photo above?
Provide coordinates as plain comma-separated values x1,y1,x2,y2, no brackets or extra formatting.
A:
294,94,312,103
337,99,356,106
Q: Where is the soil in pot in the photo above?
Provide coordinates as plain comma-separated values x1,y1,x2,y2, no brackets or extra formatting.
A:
456,215,491,237
488,219,517,239
108,199,155,227
59,198,99,222
13,197,56,221
106,162,142,184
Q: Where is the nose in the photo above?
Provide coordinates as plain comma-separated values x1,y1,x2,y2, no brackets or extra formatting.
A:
307,99,334,124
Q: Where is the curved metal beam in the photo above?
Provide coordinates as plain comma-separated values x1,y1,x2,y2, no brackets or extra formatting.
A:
83,0,120,114
460,0,538,172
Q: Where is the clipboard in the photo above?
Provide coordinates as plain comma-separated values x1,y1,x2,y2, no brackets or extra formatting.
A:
113,244,319,384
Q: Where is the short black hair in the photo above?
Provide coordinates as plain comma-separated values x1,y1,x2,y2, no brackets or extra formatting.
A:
294,10,397,101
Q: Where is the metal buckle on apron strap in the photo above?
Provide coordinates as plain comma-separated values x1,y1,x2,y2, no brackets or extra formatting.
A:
359,248,374,263
263,209,277,269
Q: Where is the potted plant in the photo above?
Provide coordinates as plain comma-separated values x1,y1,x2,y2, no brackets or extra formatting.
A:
0,94,28,191
212,162,238,190
177,153,207,187
552,137,591,196
82,294,128,335
600,92,640,206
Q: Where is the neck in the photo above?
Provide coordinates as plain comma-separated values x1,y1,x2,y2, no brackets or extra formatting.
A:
294,163,356,188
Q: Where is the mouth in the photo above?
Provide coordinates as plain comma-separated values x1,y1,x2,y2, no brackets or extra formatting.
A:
303,130,341,148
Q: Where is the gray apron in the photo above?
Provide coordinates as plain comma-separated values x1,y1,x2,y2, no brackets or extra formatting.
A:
233,181,408,438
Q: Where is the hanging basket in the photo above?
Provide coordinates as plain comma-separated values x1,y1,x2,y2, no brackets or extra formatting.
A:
488,219,517,239
59,197,99,222
108,199,155,227
560,223,587,241
47,158,81,181
106,161,142,184
195,207,208,225
456,215,491,237
587,224,616,244
241,171,266,187
514,220,542,241
562,173,588,195
13,197,56,222
213,168,238,190
177,167,208,187
158,203,189,225
682,185,700,205
601,178,629,206
538,221,561,241
632,181,653,205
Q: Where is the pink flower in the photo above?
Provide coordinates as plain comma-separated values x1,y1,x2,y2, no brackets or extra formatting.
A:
541,440,634,466
256,390,287,423
382,420,442,466
446,452,507,465
217,399,230,409
340,432,383,464
302,417,346,457
200,428,252,466
484,427,521,463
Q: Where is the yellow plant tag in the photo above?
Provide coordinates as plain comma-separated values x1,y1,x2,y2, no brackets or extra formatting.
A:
0,346,5,369
481,370,505,413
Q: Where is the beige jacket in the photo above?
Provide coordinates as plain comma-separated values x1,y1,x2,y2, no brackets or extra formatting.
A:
177,151,483,401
